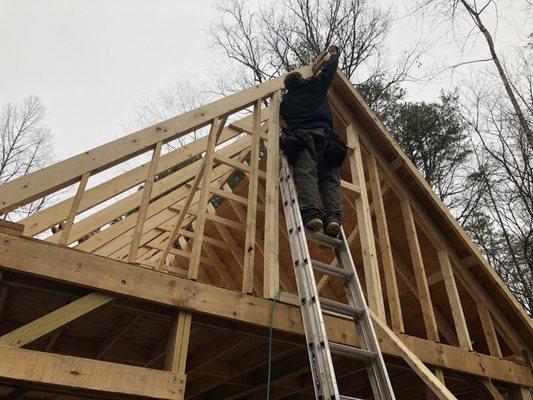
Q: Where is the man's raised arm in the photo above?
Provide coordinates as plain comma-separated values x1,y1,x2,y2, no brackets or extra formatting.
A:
319,45,340,90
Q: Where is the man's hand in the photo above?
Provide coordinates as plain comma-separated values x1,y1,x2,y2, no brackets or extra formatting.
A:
328,45,339,55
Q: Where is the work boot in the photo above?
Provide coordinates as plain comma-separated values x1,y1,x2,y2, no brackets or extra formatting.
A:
325,220,340,237
305,218,323,232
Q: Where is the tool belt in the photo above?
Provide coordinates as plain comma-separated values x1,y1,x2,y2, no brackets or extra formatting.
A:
280,129,347,167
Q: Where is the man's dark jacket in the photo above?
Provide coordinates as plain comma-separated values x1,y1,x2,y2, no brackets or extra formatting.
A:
280,53,339,133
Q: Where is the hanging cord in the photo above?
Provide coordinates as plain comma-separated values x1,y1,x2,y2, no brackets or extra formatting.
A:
267,288,283,400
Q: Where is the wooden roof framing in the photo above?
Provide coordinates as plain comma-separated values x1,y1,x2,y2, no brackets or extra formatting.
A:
0,56,531,399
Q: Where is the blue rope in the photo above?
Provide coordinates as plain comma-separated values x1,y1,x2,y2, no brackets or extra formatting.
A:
266,289,283,400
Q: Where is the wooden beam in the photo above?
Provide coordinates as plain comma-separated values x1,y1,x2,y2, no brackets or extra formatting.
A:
59,172,91,246
370,311,458,400
438,250,472,350
128,141,163,262
401,200,440,342
0,220,24,236
0,345,185,399
188,117,227,279
346,124,385,319
0,63,317,214
477,302,503,358
158,117,226,270
0,292,113,347
264,91,281,299
367,154,404,332
22,125,244,238
165,312,192,375
1,234,531,385
242,100,262,294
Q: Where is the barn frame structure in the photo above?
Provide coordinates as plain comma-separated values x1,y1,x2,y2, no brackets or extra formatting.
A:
0,56,531,400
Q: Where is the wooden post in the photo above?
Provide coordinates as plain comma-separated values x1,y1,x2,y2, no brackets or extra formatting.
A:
346,125,386,319
158,117,226,270
438,250,472,350
59,172,91,246
165,311,192,376
477,302,503,358
242,100,262,294
401,200,439,342
188,117,228,279
367,155,404,331
128,141,163,262
263,91,281,298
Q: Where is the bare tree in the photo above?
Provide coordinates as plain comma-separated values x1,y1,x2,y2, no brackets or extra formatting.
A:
1,96,54,218
415,0,533,150
209,0,423,102
460,49,533,313
129,79,212,148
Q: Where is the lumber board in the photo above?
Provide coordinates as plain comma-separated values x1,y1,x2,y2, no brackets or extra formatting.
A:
128,141,162,262
367,154,404,332
59,172,91,246
0,345,185,399
21,126,243,237
331,73,532,349
0,220,24,236
263,91,281,298
242,101,262,294
370,311,457,400
0,233,531,386
0,64,314,214
346,124,385,319
0,292,113,347
401,200,440,342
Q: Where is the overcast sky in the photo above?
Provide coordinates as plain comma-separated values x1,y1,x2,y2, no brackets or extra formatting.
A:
1,0,529,161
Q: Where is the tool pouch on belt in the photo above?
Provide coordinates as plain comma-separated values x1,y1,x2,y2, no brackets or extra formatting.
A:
324,136,348,167
279,129,304,164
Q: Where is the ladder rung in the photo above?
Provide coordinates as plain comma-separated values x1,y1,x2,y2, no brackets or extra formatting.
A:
311,260,352,279
306,230,343,248
329,342,377,362
340,396,365,400
319,298,364,318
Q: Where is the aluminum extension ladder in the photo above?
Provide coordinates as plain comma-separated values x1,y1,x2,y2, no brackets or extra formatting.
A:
279,156,396,400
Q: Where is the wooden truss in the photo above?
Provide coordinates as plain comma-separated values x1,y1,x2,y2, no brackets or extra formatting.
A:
0,55,531,400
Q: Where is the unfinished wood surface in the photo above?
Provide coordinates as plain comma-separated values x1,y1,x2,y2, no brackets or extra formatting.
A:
2,234,530,386
165,311,192,375
401,199,440,342
438,250,472,350
0,292,113,347
188,117,228,279
158,118,222,269
263,91,281,299
477,302,503,358
242,100,262,294
0,345,185,399
370,311,458,400
0,64,316,214
346,124,385,319
128,141,163,262
21,126,244,238
367,154,403,332
58,172,91,246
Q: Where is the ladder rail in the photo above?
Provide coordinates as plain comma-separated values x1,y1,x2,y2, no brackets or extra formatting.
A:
337,227,396,400
279,155,396,400
280,157,340,398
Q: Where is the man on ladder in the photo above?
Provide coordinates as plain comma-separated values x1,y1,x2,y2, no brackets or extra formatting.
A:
278,46,396,399
280,45,346,237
